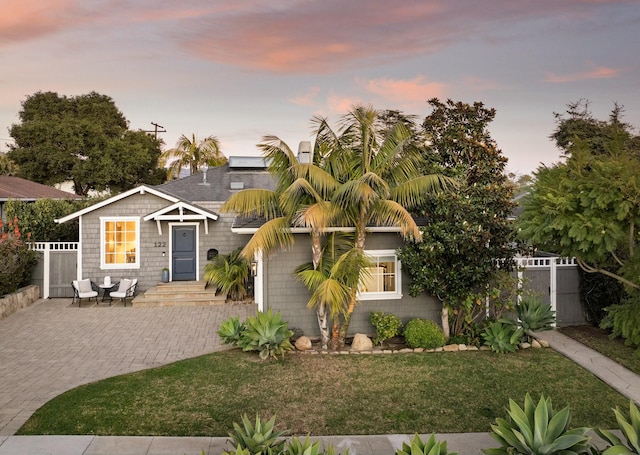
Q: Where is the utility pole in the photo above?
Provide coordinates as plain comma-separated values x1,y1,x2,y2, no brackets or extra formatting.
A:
143,122,166,139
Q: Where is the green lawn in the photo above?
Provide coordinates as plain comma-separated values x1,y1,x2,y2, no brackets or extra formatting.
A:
18,348,629,437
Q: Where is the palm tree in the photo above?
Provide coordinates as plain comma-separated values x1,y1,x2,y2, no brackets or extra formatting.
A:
159,134,226,180
220,136,339,348
316,105,453,346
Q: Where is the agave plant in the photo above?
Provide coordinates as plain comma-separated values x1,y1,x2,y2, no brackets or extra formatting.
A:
224,413,286,455
396,433,457,455
482,320,524,353
595,400,640,454
483,393,591,455
217,316,247,347
242,309,294,360
515,296,556,333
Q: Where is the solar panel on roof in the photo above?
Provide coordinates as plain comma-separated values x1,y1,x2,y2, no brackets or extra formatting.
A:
228,156,267,169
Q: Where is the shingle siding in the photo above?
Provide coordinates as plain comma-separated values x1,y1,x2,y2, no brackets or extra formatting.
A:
79,194,246,292
263,232,441,339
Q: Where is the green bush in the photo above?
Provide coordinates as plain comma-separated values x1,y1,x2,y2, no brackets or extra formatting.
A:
601,294,640,353
595,400,640,454
481,320,524,354
0,217,37,296
578,266,625,326
217,316,247,347
241,309,294,360
483,393,591,455
515,296,556,333
369,311,403,346
223,413,285,455
403,318,446,349
396,433,457,455
204,247,250,301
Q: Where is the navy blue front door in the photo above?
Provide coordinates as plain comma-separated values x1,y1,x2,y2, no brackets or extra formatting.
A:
172,226,196,281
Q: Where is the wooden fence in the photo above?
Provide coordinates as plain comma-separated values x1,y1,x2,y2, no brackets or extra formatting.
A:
31,242,79,298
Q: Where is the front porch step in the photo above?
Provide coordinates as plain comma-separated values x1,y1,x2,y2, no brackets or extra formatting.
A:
131,281,228,307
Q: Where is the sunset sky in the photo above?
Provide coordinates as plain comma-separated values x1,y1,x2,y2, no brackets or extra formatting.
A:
1,0,638,176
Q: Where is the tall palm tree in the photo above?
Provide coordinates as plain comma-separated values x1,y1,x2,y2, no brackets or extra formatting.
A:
316,105,453,346
159,133,226,180
220,136,339,348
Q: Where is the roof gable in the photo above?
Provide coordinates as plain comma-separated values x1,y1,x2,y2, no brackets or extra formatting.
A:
56,185,180,223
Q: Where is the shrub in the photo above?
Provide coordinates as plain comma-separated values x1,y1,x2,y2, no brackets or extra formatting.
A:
204,247,250,301
223,413,285,455
601,294,640,353
396,433,457,455
578,266,625,326
217,316,247,347
0,217,37,296
241,309,294,360
481,320,523,354
483,393,591,455
595,400,640,454
369,311,403,346
515,296,556,333
403,318,446,349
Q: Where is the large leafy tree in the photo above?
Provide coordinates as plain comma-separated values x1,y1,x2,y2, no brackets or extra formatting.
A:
7,91,166,195
317,105,451,346
519,102,640,289
398,99,518,338
159,133,227,179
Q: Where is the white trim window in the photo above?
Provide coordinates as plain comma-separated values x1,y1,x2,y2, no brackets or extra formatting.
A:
358,250,402,300
100,217,140,269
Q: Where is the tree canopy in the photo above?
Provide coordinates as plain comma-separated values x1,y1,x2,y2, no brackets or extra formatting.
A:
398,99,519,337
8,91,166,195
519,101,640,289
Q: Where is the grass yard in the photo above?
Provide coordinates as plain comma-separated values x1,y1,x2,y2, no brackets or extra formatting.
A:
18,348,629,437
559,325,640,375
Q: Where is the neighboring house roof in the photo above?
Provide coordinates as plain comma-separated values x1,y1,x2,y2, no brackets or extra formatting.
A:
156,163,276,203
0,176,80,202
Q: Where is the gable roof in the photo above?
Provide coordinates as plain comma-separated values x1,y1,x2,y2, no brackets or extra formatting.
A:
0,176,80,202
156,163,276,202
56,185,180,223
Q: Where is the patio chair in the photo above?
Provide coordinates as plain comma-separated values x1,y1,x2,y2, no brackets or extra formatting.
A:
110,278,138,306
71,279,99,307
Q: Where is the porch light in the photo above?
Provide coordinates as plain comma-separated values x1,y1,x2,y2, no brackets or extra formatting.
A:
250,261,258,277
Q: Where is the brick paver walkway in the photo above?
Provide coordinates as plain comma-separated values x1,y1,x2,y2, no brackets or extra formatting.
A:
0,299,256,435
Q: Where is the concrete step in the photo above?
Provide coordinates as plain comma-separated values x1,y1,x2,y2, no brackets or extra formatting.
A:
131,281,228,307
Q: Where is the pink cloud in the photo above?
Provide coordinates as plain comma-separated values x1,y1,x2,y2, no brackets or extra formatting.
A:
289,87,321,106
544,64,622,83
0,0,77,43
359,77,446,108
326,94,362,115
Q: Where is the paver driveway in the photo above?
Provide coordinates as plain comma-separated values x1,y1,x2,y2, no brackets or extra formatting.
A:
0,299,257,435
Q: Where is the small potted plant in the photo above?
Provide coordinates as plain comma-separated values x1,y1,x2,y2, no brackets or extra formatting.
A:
161,267,169,283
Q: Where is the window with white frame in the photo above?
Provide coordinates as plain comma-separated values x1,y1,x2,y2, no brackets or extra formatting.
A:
358,250,402,300
100,217,140,269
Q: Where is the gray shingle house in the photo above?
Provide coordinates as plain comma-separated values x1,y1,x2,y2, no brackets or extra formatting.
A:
57,157,440,337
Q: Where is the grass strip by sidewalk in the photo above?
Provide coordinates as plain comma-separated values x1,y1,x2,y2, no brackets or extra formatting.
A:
19,349,628,437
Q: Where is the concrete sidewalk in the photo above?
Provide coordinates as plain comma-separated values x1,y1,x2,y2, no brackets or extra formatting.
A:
531,330,640,405
0,433,497,455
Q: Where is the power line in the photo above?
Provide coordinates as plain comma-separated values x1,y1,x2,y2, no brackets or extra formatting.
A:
143,122,166,139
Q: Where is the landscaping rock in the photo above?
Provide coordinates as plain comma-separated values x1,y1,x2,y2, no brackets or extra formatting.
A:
295,336,313,351
520,342,531,349
443,344,459,352
467,346,479,351
350,333,373,351
539,339,549,348
531,339,542,349
435,347,443,352
479,346,491,351
458,344,468,351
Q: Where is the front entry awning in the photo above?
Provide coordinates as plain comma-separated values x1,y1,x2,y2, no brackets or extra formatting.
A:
143,201,218,235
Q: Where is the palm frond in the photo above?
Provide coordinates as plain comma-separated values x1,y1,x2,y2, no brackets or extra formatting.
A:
221,189,281,219
390,174,456,209
240,217,294,259
369,199,423,242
